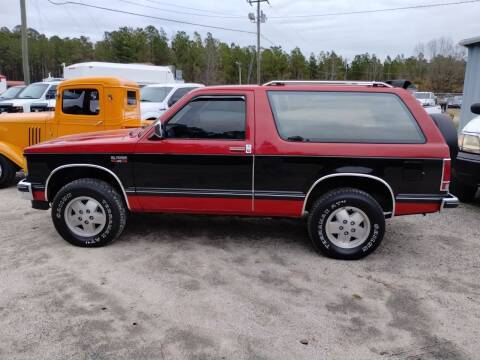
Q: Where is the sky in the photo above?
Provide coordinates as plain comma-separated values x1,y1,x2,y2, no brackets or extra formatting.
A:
1,0,479,60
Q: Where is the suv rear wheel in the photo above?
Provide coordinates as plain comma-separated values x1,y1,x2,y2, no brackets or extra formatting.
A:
51,178,127,247
308,188,385,260
0,155,17,188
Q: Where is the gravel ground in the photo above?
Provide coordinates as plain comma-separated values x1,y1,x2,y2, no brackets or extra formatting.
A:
0,182,479,360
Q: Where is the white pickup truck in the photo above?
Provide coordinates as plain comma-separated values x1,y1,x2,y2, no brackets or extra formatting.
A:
453,103,480,201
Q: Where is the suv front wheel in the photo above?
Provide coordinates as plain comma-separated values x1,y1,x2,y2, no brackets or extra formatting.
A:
308,188,385,260
51,178,127,247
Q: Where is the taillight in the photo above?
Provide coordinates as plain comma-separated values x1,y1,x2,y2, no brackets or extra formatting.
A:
440,158,451,192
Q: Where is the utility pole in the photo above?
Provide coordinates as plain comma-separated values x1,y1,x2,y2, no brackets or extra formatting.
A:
20,0,30,84
235,61,242,85
247,0,268,84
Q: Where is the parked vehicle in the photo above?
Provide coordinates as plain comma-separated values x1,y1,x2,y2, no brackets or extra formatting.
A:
452,103,480,201
64,62,177,85
414,91,437,107
0,77,145,188
0,85,26,103
140,83,204,120
18,80,458,260
0,80,60,113
413,91,442,114
448,96,463,108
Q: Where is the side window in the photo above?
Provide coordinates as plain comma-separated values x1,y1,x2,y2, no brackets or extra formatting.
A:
62,89,100,115
168,87,197,107
267,91,425,143
165,97,246,140
127,90,137,106
46,85,57,99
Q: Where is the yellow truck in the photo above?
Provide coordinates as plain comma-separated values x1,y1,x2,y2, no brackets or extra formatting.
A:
0,77,144,187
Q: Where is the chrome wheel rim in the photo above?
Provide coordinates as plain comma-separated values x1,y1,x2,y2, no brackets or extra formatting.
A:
64,196,107,237
323,206,371,249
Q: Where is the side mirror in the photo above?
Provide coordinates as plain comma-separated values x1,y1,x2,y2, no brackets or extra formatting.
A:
471,103,480,115
148,122,165,140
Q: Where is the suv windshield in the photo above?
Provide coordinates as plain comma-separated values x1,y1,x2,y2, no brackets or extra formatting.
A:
414,92,431,99
18,83,49,99
0,86,24,100
141,87,173,103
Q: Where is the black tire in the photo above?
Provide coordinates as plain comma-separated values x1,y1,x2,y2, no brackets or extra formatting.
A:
51,178,127,247
0,155,17,188
308,188,385,260
450,177,477,202
430,114,459,160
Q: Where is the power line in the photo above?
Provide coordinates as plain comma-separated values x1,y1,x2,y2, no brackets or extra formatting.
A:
268,0,480,19
46,0,257,35
142,0,243,16
116,0,243,19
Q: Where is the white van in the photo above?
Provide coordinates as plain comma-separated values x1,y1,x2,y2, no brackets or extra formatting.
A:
0,80,60,113
140,83,204,120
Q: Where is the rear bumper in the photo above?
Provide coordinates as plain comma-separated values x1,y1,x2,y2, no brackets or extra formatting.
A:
441,193,459,209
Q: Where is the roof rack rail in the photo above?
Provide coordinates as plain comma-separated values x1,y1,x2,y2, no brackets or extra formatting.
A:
263,80,393,88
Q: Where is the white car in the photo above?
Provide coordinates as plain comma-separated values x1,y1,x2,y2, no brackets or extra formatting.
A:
140,83,204,120
0,80,60,113
414,91,437,107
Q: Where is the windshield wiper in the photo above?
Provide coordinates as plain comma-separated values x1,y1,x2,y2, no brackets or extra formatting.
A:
140,99,151,102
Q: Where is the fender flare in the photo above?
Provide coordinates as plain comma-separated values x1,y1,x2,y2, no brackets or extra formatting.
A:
302,173,396,216
45,164,131,210
0,141,25,170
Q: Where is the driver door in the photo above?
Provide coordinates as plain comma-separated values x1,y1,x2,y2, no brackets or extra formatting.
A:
134,91,255,214
57,86,105,137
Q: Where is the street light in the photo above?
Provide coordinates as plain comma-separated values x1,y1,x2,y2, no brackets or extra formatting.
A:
235,61,242,85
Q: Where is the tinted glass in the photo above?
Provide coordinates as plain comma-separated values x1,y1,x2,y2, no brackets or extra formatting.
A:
62,89,100,115
165,97,246,140
46,85,57,99
141,87,173,103
170,87,197,105
127,90,137,105
268,91,424,143
0,86,24,100
18,83,48,99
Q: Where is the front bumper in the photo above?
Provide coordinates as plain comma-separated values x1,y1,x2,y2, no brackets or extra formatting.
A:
454,151,480,187
441,193,460,209
17,179,33,200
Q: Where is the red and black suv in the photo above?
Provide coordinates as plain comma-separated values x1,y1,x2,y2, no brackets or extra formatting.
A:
18,81,459,260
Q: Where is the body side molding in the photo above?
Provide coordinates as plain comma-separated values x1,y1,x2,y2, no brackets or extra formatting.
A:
302,173,396,216
44,164,131,209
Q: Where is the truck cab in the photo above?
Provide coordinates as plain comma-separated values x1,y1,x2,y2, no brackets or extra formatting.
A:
0,77,143,187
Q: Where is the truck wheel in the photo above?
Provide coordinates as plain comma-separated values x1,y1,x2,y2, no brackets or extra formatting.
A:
308,188,385,260
450,178,477,202
51,178,127,247
0,155,17,188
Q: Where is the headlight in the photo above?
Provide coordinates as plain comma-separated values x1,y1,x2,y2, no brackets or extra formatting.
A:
13,106,24,112
48,107,55,111
459,133,480,154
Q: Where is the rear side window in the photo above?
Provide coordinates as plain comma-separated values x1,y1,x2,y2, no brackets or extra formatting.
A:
267,91,425,143
165,97,246,140
62,89,100,115
127,90,137,106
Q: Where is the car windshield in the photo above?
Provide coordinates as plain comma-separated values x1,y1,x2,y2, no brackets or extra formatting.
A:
414,92,431,99
18,83,49,99
141,87,173,103
0,86,24,100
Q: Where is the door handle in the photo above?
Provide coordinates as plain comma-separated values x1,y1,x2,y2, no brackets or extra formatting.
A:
229,146,245,153
95,121,104,126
